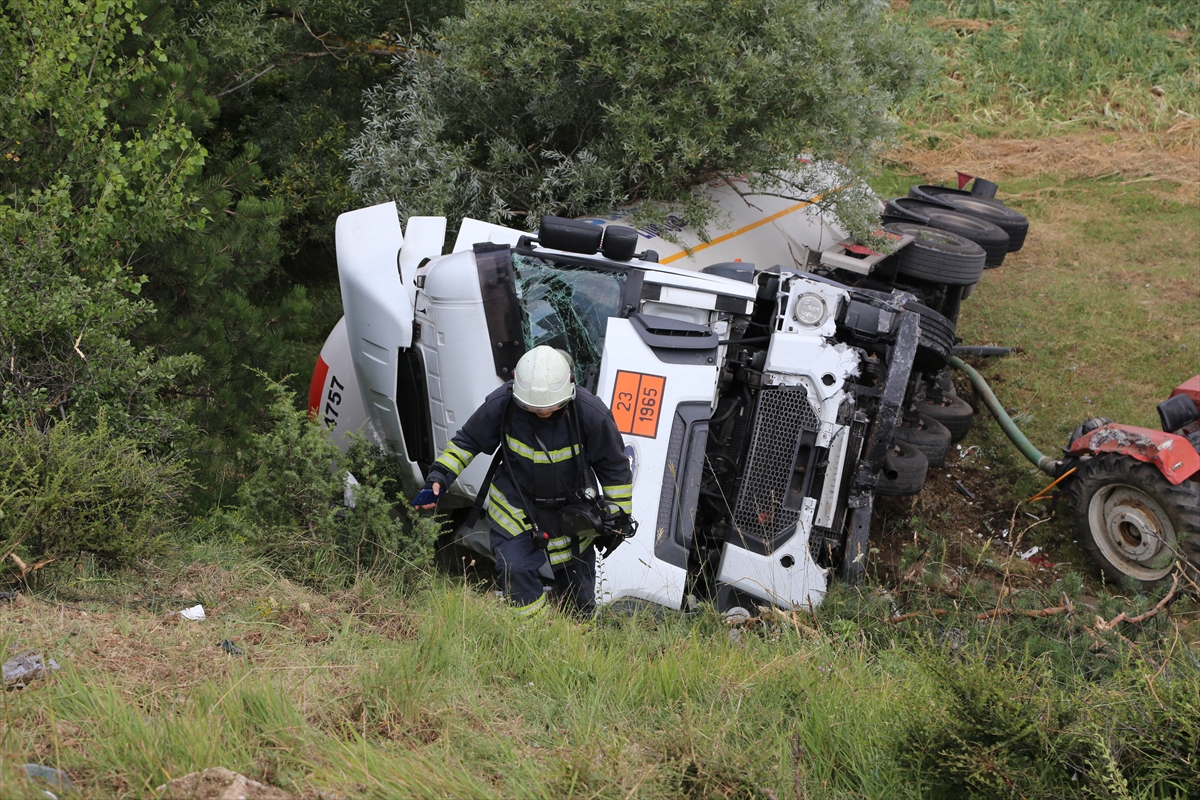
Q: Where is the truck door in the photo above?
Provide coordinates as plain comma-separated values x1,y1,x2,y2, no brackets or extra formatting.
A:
593,315,720,610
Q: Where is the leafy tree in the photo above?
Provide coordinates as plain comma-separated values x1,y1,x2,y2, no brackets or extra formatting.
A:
0,0,205,437
347,0,926,241
169,0,465,268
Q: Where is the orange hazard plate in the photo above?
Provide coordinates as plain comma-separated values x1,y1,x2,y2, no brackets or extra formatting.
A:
611,370,666,438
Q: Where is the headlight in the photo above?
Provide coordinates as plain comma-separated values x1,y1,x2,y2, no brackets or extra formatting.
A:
793,293,827,326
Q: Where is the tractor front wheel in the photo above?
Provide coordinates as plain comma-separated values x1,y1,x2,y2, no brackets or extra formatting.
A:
1069,454,1200,588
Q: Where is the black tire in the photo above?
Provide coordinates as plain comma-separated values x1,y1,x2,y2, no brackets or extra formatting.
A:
887,199,1010,267
908,184,990,204
920,394,974,442
883,222,986,286
923,211,1009,268
903,300,956,373
911,186,1029,252
1069,454,1200,588
893,413,953,468
877,440,929,497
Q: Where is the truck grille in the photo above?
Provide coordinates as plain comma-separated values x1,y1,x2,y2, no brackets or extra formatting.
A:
732,387,821,545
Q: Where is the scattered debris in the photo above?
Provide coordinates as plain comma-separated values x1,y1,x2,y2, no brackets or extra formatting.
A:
0,590,17,603
724,606,752,626
219,640,245,656
164,604,206,624
1018,546,1041,560
957,444,980,462
156,767,294,800
3,650,61,690
725,606,751,642
23,763,73,793
953,479,975,499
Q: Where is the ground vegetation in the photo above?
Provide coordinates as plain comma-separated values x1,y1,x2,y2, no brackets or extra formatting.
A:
1,0,1198,797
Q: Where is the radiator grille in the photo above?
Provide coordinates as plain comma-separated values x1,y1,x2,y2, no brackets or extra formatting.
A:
732,387,821,543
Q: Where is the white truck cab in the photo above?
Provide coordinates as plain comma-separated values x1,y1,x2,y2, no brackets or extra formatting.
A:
311,188,939,612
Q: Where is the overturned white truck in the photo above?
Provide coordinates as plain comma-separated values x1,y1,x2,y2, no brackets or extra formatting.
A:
311,179,988,612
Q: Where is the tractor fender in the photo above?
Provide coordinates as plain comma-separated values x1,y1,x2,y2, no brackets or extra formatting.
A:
1069,423,1200,485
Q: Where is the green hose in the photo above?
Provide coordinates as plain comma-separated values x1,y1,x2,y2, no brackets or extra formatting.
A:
948,355,1062,476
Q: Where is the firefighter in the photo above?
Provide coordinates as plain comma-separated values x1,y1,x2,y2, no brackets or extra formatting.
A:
414,346,633,618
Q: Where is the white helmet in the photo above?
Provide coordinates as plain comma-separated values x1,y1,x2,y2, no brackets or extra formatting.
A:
512,345,575,410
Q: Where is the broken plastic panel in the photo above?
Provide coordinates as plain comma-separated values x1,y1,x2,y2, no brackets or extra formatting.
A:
513,255,626,387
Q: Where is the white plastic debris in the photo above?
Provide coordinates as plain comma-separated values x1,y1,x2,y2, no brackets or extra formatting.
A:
179,604,206,621
1019,546,1041,560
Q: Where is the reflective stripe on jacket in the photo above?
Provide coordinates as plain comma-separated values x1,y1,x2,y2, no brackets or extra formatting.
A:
429,383,632,539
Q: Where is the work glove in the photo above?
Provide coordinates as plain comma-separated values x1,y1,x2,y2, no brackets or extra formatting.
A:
412,478,442,509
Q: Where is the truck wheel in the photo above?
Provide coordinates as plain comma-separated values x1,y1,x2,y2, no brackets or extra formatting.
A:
1069,454,1200,588
893,413,953,468
909,187,1029,251
883,223,986,286
885,198,1010,267
877,440,929,497
904,301,956,373
920,394,974,442
922,209,1010,268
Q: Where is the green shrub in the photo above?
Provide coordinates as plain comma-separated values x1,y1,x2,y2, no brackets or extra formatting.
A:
348,0,927,242
897,646,1200,799
233,383,439,586
0,414,188,571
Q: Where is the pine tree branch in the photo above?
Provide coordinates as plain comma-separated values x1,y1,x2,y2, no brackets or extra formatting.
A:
216,52,335,98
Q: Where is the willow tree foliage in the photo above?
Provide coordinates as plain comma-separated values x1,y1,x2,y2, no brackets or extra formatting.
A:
347,0,925,240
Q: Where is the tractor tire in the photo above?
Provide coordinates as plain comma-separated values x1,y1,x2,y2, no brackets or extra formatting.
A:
883,223,986,287
893,413,953,468
877,440,929,497
1069,454,1200,588
904,300,957,373
920,394,975,442
910,186,1029,252
885,198,1011,267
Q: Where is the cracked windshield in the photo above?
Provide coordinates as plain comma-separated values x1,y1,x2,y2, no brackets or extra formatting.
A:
513,254,626,387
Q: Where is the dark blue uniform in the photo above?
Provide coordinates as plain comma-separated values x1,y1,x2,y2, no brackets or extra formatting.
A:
427,384,632,617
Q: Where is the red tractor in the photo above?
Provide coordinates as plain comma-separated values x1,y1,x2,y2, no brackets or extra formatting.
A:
1064,376,1200,587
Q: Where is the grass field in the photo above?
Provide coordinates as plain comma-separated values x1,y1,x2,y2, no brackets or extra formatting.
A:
2,545,1197,799
3,1,1199,798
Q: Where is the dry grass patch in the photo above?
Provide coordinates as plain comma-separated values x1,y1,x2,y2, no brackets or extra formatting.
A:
889,123,1200,193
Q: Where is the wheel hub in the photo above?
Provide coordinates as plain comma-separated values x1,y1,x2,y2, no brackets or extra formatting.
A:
1089,485,1175,576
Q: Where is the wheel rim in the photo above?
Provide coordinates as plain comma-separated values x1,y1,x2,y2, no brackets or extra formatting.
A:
1087,483,1177,581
